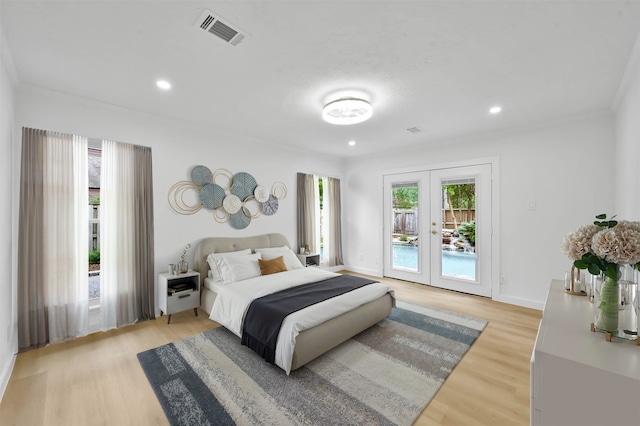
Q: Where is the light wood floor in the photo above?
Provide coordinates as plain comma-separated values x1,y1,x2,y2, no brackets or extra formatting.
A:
0,274,541,426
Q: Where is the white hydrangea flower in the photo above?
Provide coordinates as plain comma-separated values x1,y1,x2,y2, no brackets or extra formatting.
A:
591,228,620,263
613,221,640,265
562,218,640,268
561,224,600,260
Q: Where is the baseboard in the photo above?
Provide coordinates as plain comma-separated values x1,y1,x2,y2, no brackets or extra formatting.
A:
493,294,544,311
0,352,16,404
342,265,381,277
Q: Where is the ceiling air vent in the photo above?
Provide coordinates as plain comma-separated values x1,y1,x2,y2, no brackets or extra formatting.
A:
406,127,423,133
194,10,249,46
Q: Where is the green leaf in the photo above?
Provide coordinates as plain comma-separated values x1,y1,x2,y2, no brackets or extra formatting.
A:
604,264,618,280
574,259,588,269
587,263,601,275
594,221,607,227
595,214,607,220
608,220,618,227
596,257,609,270
582,253,603,269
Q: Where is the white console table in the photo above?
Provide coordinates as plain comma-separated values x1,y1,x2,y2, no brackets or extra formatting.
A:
531,280,640,425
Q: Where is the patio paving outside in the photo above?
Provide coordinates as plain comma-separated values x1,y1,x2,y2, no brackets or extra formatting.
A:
89,272,100,299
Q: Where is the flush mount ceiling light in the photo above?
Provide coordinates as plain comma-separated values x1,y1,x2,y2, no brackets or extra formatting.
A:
156,80,171,90
322,98,373,125
489,106,502,114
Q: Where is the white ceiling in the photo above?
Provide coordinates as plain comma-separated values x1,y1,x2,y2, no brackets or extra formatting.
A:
2,1,639,158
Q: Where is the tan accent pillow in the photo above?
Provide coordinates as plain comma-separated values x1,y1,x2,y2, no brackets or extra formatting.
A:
258,256,288,276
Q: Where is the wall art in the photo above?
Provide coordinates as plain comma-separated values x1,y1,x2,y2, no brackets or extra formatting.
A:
168,166,287,229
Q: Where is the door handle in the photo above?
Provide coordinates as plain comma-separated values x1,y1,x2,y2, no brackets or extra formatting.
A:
432,230,437,235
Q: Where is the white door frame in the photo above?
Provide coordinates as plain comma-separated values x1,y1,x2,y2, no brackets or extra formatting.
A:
383,171,430,283
382,157,500,299
429,164,492,296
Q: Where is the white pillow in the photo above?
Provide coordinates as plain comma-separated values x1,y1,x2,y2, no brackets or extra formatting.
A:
207,249,252,282
258,248,304,270
214,253,262,284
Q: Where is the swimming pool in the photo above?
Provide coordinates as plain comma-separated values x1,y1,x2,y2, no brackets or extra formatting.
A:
392,244,476,279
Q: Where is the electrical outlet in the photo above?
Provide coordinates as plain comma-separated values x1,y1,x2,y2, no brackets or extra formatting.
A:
501,276,506,285
358,253,364,261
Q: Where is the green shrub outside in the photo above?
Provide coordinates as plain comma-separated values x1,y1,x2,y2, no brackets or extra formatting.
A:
457,221,476,246
89,249,100,264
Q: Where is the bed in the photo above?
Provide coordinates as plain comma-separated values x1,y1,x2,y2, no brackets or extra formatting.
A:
194,233,395,374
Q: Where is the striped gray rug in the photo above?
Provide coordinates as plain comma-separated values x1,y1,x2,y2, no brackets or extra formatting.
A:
137,300,487,426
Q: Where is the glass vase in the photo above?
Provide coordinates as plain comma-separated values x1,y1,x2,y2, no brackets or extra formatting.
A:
594,275,619,333
592,266,638,340
618,265,638,340
179,260,188,273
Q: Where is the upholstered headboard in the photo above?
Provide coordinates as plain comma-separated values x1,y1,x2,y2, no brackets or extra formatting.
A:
193,233,291,286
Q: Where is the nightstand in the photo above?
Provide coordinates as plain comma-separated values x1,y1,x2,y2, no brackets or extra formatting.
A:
296,253,320,267
158,270,200,324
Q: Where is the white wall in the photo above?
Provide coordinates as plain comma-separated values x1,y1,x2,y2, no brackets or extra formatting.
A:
342,113,616,309
13,85,345,315
614,34,640,219
0,23,17,401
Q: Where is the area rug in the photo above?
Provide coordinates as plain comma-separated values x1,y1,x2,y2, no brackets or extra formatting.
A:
137,300,487,426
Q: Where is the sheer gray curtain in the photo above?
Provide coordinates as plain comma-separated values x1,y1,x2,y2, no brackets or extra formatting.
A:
101,140,155,328
297,173,317,254
17,130,155,351
18,128,89,351
324,176,344,266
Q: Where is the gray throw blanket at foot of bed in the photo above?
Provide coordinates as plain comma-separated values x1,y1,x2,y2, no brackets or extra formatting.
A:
241,274,377,364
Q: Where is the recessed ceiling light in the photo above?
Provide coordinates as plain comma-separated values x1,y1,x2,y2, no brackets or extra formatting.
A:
348,140,356,146
156,80,171,90
489,106,502,114
322,98,373,125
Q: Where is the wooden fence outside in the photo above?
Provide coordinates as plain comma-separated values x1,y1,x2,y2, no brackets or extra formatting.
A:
394,210,418,235
394,209,476,234
442,209,476,230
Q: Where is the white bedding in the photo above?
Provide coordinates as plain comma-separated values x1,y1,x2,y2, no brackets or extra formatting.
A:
203,276,226,294
209,267,392,374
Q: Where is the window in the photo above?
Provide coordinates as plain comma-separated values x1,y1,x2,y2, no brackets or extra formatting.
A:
18,129,155,350
88,147,101,332
297,173,343,266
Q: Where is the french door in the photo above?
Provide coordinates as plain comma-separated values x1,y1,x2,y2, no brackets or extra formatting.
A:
383,164,493,297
